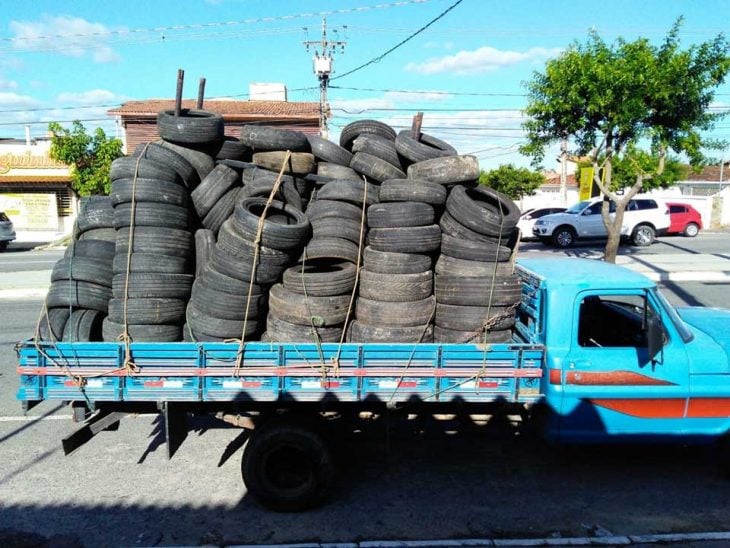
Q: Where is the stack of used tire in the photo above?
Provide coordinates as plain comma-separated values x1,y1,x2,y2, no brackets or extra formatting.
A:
41,197,115,342
434,184,521,343
104,110,227,342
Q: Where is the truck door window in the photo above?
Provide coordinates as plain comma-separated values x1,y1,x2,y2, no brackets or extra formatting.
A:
577,294,658,348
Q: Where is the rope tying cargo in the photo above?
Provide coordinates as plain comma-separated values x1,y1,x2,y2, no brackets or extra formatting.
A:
234,151,292,374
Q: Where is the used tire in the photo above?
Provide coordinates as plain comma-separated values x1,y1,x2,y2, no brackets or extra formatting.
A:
214,136,251,161
253,151,316,175
158,140,216,184
266,314,342,343
76,196,114,233
339,120,396,150
298,237,360,264
317,162,359,180
111,178,189,207
446,185,520,237
283,261,357,297
347,320,433,343
64,240,115,261
116,227,192,258
434,325,512,344
108,297,186,324
190,278,267,321
38,308,70,341
102,318,182,342
434,274,521,307
435,255,514,277
350,152,405,183
202,187,240,235
62,309,104,342
307,135,353,166
112,273,194,299
305,199,362,223
46,280,112,312
133,142,198,188
435,302,516,331
395,130,457,163
359,269,432,302
112,253,189,275
352,135,403,171
378,178,447,206
367,225,441,253
157,109,224,145
311,216,364,245
186,303,260,339
362,246,431,274
269,283,350,327
406,155,480,185
113,202,190,230
211,241,291,285
441,233,512,262
51,257,113,287
440,210,501,244
77,227,117,242
110,156,180,183
367,202,435,228
194,229,216,277
356,295,435,327
240,125,310,152
191,164,240,218
231,198,310,251
316,179,379,206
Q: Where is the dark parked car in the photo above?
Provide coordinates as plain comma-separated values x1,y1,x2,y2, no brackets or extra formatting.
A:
667,202,703,237
0,211,16,251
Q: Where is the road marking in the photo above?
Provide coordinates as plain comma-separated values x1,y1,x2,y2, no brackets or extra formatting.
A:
0,415,69,422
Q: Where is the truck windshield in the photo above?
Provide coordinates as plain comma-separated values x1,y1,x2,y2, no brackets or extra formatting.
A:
652,288,694,343
565,201,592,214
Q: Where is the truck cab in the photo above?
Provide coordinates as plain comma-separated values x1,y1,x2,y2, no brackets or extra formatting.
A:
516,258,730,443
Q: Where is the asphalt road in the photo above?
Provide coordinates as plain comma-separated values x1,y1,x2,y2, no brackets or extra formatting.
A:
0,235,728,547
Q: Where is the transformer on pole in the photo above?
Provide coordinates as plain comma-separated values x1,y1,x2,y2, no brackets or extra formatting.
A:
303,19,346,139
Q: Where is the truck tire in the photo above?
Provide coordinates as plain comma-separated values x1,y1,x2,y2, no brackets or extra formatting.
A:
356,295,435,327
350,152,406,183
157,109,224,145
102,318,182,342
406,155,480,185
347,320,433,343
265,314,343,343
113,202,190,230
339,119,396,150
367,225,441,253
108,297,187,325
552,226,577,248
446,185,520,237
253,152,316,175
440,234,512,262
359,269,433,302
367,202,435,228
435,274,521,307
191,164,240,218
316,179,380,206
435,255,514,278
51,257,113,287
395,130,457,163
62,309,104,342
269,283,350,327
112,253,189,275
298,238,360,264
362,246,431,274
352,134,404,171
46,280,112,312
307,135,353,166
283,261,357,297
133,142,198,188
111,178,189,207
631,224,655,246
241,421,335,512
240,125,310,152
378,178,447,206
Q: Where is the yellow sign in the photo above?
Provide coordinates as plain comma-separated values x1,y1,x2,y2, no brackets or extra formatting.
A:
0,193,58,230
0,152,67,174
579,167,594,201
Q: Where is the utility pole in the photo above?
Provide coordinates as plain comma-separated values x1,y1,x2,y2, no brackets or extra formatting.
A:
303,18,346,139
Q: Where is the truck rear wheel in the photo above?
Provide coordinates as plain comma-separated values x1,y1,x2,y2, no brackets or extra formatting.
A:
242,421,335,511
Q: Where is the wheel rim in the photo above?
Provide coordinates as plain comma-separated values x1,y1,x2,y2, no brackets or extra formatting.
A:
685,224,699,237
635,227,653,245
262,445,316,496
556,231,573,247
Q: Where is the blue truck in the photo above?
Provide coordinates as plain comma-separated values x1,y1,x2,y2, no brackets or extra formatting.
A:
16,257,730,510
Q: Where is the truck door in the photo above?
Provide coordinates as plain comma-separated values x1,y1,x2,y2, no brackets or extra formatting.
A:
557,290,689,441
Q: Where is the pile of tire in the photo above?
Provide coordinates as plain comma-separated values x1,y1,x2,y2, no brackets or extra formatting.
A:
39,113,525,346
40,197,115,342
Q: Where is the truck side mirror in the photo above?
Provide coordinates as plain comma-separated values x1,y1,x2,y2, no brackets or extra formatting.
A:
646,313,664,362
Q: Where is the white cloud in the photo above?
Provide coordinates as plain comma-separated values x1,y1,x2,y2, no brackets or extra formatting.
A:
331,90,450,114
56,89,123,105
406,46,563,75
0,92,42,109
0,79,18,91
10,15,122,63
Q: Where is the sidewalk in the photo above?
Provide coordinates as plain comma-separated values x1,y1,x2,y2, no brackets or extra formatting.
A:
616,252,730,282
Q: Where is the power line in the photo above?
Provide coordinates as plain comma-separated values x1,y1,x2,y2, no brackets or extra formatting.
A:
331,0,463,81
331,85,527,97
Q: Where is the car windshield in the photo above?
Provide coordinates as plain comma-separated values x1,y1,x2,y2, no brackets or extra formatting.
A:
565,201,592,214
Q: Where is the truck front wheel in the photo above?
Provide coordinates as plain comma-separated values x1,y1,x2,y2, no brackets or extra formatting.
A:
241,421,335,511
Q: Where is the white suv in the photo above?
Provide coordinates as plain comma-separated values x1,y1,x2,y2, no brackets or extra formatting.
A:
532,198,669,248
0,211,15,251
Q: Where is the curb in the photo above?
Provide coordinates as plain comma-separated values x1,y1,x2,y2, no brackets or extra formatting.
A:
0,287,48,300
185,531,730,547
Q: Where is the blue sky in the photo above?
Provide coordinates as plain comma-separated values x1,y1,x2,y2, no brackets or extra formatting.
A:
2,0,729,169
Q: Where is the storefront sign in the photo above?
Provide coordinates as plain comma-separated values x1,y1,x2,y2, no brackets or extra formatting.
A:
0,152,67,174
0,193,58,230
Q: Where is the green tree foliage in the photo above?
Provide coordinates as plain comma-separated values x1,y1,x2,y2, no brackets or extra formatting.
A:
48,121,123,196
478,164,545,199
521,18,729,262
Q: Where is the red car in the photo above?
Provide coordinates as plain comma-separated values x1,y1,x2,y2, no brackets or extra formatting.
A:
667,202,703,237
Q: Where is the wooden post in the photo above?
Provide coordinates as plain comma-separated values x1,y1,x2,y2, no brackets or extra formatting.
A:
411,112,423,141
197,78,206,109
175,69,184,116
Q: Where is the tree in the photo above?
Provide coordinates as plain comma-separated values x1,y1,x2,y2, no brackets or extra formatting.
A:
49,121,123,196
521,18,729,262
478,164,545,200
